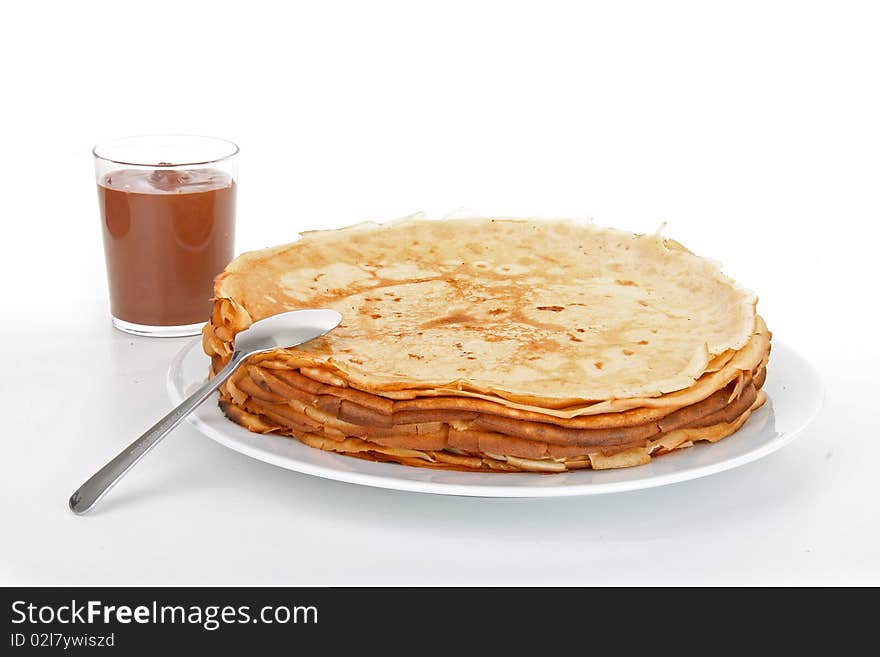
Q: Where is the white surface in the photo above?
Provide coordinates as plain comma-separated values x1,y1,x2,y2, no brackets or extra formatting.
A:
169,338,823,498
2,1,879,584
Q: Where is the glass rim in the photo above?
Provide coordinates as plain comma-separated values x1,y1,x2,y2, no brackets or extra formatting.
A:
92,134,239,168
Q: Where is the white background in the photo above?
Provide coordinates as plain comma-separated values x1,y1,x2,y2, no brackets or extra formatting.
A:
1,0,878,584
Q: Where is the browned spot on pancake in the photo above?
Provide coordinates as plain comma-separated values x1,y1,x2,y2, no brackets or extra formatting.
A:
616,279,638,286
371,314,382,319
488,308,506,315
569,335,583,342
349,357,365,365
467,356,477,360
407,353,423,360
753,366,767,390
537,306,565,312
393,297,401,302
576,328,585,332
594,362,604,369
506,309,564,333
488,283,526,297
268,369,394,413
473,414,659,447
684,383,758,429
421,313,476,329
638,340,649,345
525,338,559,352
337,399,395,428
622,349,634,356
476,431,548,460
454,343,462,348
637,300,649,307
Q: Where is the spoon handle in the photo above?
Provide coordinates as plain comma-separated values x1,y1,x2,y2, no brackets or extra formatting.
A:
69,351,244,515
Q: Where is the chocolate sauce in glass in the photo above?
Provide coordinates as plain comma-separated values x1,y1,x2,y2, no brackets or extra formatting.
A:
97,168,235,326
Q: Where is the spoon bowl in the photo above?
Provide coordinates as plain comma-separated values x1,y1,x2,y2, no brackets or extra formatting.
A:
235,308,342,354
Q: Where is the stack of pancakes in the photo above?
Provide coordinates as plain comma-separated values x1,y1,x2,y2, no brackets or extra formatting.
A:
203,218,770,472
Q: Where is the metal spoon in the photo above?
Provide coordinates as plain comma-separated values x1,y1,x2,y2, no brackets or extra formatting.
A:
69,308,342,515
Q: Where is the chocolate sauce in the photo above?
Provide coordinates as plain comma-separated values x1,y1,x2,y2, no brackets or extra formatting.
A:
98,168,235,326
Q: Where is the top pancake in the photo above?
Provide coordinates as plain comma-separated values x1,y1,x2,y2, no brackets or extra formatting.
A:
213,218,757,404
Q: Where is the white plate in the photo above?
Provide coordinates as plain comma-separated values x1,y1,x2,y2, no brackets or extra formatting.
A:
167,340,823,497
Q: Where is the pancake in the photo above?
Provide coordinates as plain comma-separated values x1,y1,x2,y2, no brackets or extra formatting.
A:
219,388,767,472
204,217,770,472
206,218,757,404
222,315,770,421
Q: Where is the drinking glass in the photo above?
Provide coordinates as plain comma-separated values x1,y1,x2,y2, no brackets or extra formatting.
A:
93,135,238,337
